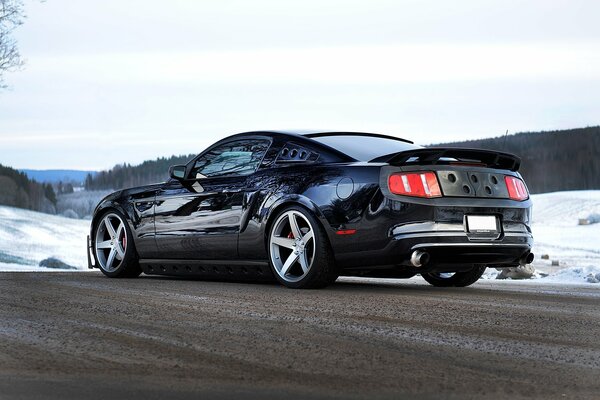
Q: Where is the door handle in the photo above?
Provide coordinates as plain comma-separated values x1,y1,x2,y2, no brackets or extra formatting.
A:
222,189,242,194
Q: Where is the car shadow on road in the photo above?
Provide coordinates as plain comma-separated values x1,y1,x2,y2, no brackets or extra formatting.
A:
137,272,460,294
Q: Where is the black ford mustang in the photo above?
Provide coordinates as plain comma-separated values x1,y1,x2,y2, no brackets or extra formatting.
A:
88,130,533,288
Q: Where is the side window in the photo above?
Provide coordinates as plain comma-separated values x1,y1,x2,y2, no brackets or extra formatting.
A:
191,139,270,179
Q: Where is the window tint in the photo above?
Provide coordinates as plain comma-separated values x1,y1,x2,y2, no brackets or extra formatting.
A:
191,139,270,178
309,135,419,161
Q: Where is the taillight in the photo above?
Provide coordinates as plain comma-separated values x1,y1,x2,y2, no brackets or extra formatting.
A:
504,176,529,201
388,172,442,198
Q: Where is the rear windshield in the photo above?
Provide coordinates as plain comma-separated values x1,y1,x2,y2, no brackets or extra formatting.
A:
309,135,420,161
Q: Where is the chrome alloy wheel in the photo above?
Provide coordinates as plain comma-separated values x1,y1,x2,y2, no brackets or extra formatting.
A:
270,210,316,283
95,213,128,272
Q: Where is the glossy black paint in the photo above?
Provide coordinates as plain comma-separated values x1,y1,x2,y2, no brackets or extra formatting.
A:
90,130,533,279
153,175,247,259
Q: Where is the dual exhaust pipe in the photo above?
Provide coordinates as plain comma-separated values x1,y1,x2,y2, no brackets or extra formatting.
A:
410,250,535,268
520,251,535,266
410,250,430,268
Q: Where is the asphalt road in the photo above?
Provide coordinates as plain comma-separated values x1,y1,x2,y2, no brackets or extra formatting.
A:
0,272,599,399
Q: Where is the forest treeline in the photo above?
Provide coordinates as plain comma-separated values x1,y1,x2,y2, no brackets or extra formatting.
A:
0,164,57,213
435,126,600,193
0,127,597,215
84,154,195,191
86,127,600,194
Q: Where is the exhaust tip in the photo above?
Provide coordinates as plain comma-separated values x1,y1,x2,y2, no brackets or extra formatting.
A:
411,250,430,268
520,252,535,265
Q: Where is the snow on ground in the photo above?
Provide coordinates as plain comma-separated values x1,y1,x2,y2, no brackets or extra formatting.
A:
0,206,89,271
527,191,600,284
0,190,599,283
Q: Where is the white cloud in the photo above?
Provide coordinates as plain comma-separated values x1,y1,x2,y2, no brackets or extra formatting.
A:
29,43,600,85
0,0,599,169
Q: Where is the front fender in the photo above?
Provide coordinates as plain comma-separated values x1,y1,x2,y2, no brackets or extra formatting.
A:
89,196,134,245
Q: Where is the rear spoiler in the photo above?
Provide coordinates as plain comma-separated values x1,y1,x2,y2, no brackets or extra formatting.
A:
371,147,521,172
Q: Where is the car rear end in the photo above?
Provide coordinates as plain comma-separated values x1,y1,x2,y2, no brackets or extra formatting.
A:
304,132,533,277
377,147,533,273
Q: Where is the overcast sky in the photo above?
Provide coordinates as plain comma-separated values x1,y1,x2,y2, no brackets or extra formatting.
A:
1,0,599,170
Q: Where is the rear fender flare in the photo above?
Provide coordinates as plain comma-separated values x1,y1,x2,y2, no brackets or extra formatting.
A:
262,194,334,251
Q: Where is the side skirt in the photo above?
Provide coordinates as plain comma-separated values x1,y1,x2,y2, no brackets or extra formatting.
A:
139,259,274,282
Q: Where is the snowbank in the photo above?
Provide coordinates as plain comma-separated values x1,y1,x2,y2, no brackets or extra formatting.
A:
541,265,600,284
0,206,89,271
0,190,598,283
530,191,600,282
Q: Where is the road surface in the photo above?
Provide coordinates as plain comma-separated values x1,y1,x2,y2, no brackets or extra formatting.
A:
0,272,598,399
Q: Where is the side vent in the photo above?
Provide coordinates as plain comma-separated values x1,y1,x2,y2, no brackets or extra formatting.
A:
276,142,320,164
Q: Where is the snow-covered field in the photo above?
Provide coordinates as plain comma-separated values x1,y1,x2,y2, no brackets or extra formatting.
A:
484,191,600,284
0,206,89,271
0,190,599,284
530,191,600,266
515,191,600,284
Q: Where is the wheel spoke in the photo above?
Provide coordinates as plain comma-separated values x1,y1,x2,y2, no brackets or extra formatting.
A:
272,236,295,249
115,243,125,259
106,248,117,270
115,223,126,259
96,240,112,249
302,229,314,245
280,253,299,276
116,224,125,241
289,213,302,239
104,217,117,238
299,252,310,273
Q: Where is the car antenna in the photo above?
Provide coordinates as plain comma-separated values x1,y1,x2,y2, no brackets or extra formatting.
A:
502,129,509,151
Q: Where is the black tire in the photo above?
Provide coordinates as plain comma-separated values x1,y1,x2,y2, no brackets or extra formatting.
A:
93,209,142,278
268,206,337,289
421,266,486,287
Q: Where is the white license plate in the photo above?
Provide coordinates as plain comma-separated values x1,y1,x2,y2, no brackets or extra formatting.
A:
466,215,498,233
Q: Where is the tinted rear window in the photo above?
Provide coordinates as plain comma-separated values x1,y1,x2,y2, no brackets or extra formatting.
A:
309,135,420,161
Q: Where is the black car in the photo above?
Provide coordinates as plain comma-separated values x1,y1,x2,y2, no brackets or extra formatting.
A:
88,130,533,288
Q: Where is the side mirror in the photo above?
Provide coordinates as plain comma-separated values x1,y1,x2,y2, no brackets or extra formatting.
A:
169,165,187,180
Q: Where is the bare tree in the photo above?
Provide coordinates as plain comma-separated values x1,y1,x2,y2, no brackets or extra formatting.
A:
0,0,24,88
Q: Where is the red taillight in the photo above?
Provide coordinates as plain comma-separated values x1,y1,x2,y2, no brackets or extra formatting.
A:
388,172,442,198
504,176,529,201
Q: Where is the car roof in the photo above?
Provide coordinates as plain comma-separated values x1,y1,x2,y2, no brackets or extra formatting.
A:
222,130,417,162
237,130,414,144
302,131,414,144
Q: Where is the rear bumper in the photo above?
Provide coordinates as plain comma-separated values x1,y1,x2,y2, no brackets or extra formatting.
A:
393,221,533,271
337,221,533,272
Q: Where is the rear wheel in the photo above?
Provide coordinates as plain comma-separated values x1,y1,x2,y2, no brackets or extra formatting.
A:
268,206,336,289
94,210,141,278
421,266,486,287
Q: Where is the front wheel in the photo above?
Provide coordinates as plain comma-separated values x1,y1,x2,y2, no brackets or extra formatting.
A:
421,266,486,287
94,210,142,278
268,206,336,289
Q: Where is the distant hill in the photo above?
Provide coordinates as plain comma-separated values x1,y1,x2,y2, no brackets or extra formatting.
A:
434,126,600,193
84,127,600,194
20,169,97,184
84,154,195,191
0,164,57,213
